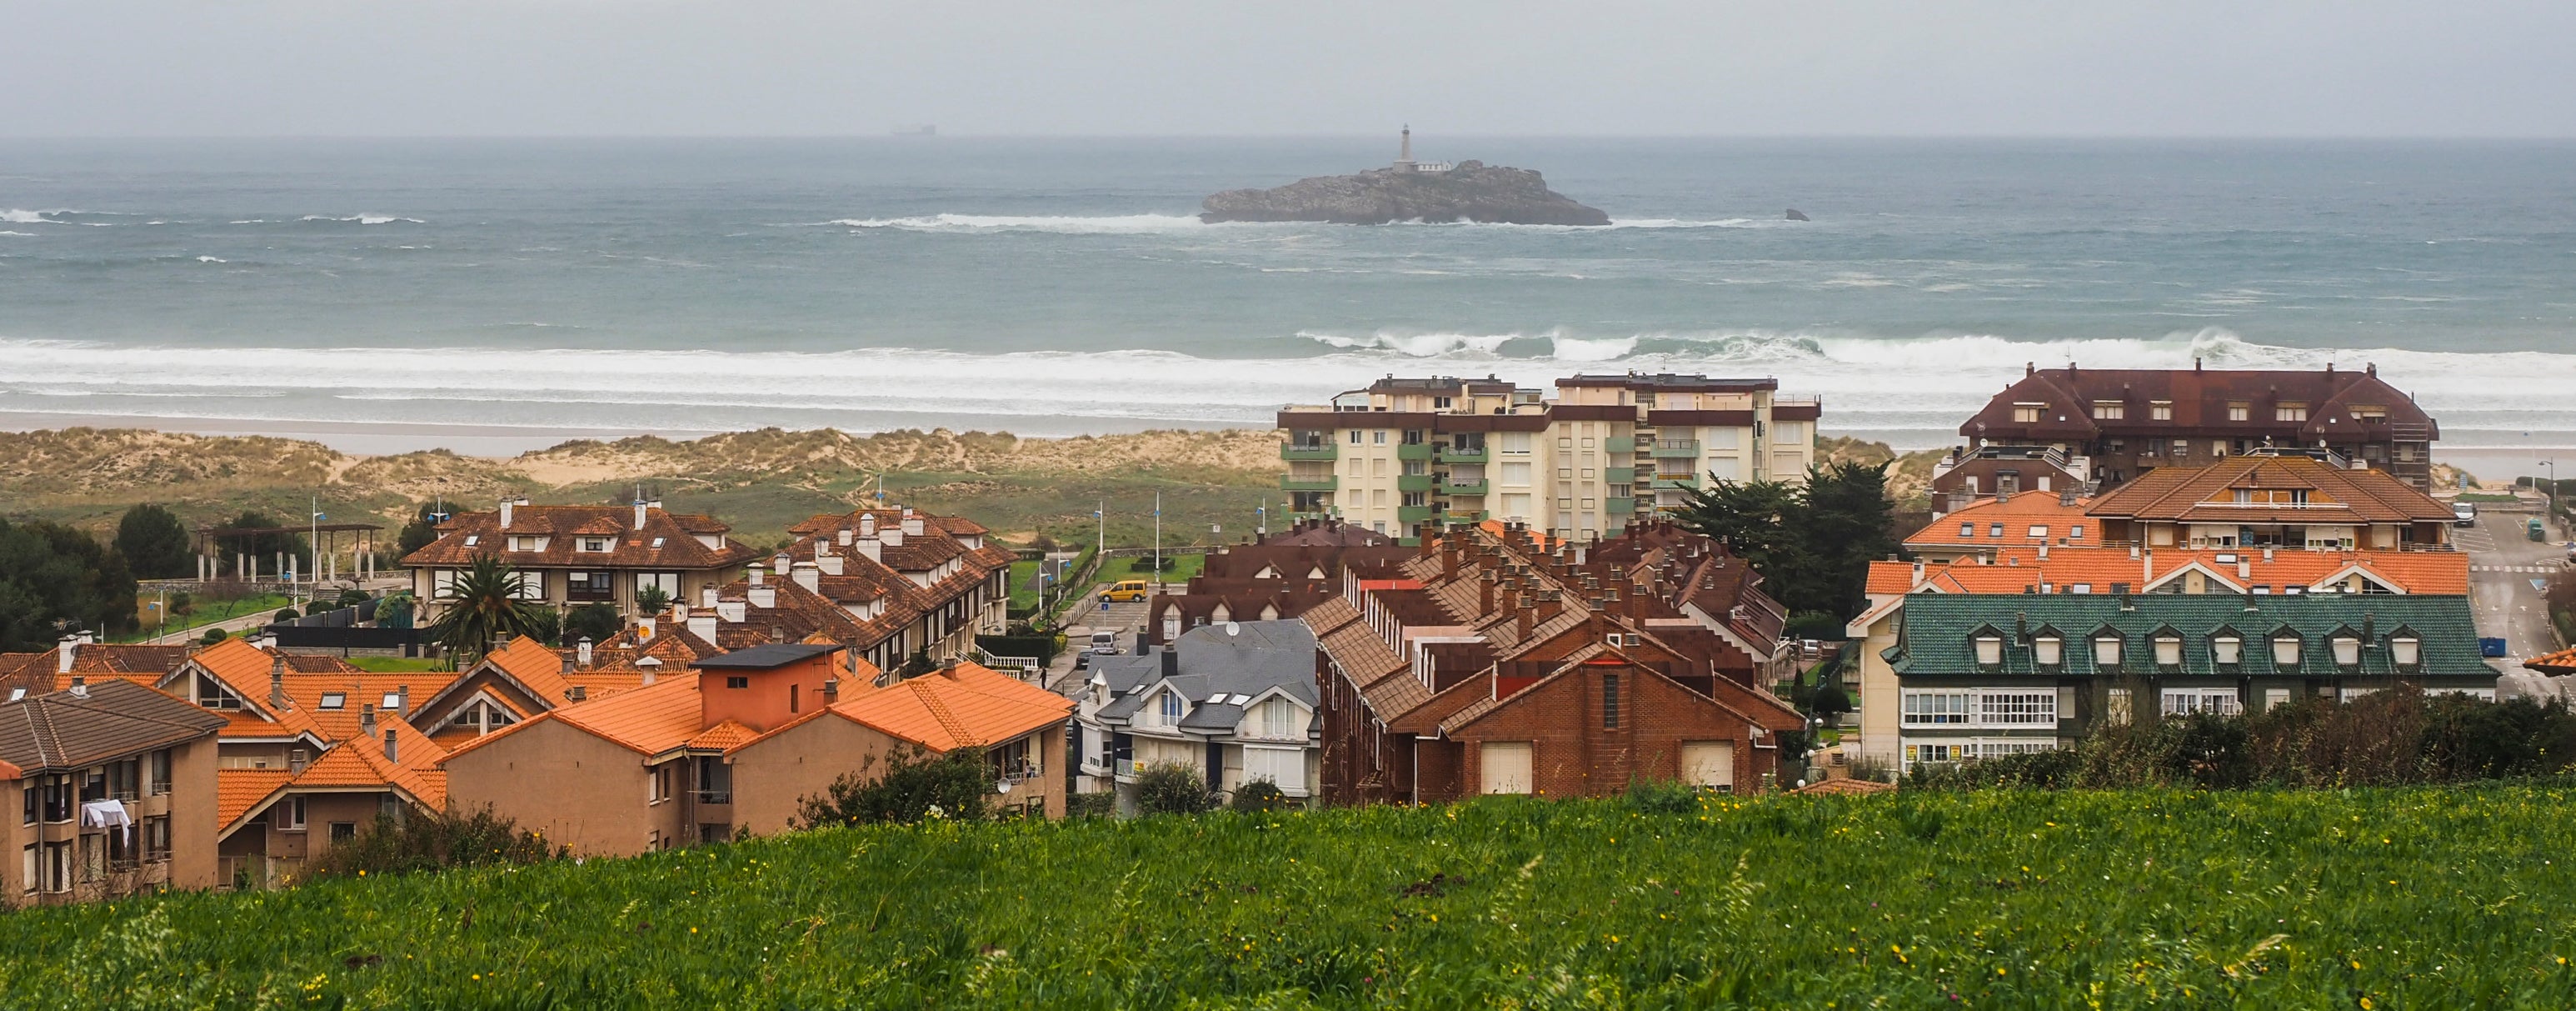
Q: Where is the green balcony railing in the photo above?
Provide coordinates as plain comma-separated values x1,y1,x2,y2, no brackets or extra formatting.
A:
1651,474,1701,491
1395,473,1436,493
1280,442,1338,461
1649,440,1702,458
1440,478,1489,497
1395,443,1435,461
1279,474,1339,493
1396,505,1439,525
1436,445,1488,464
1443,511,1490,524
1605,436,1637,454
1605,467,1636,484
1606,497,1639,514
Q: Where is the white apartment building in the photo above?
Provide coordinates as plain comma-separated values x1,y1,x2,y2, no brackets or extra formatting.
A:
1277,373,1820,543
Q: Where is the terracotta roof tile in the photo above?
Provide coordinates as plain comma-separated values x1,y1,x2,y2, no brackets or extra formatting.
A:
402,504,756,571
810,663,1070,753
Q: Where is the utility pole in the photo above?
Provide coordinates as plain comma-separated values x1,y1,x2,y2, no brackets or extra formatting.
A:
1152,491,1163,593
308,494,322,609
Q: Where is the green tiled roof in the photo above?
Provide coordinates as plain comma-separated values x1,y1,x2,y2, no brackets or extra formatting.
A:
1888,593,2495,680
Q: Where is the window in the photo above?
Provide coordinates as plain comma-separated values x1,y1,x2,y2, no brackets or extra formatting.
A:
2228,403,2250,423
1989,523,2004,538
2391,636,2421,667
2150,402,2173,421
2012,403,2044,423
2162,689,2242,717
1500,462,1532,485
651,764,675,803
193,673,242,710
1159,691,1184,724
1346,430,1362,445
1901,691,1972,726
2033,636,2063,666
2093,636,2122,668
282,796,307,831
1977,693,2058,727
1974,636,2003,667
2028,525,2049,540
1499,433,1531,455
331,822,357,843
2069,524,2086,540
2213,635,2243,665
19,784,32,826
1602,674,1620,729
1372,431,1387,445
2276,403,2308,422
1256,697,1300,738
578,537,612,553
2332,635,2362,668
696,756,733,804
725,676,749,689
1959,522,1976,538
2092,402,2124,420
2273,635,2302,668
380,692,403,711
2154,635,2183,667
318,692,346,710
107,758,138,800
18,844,31,893
790,683,801,713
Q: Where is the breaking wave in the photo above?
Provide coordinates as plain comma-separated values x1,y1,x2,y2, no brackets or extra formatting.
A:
299,214,424,225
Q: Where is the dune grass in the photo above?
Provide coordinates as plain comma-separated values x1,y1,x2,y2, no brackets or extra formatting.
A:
4,787,2574,1008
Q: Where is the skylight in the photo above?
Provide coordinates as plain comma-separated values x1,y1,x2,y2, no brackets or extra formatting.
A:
381,692,402,709
319,692,346,710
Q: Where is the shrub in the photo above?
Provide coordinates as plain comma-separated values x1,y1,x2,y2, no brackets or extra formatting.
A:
1064,791,1116,819
198,627,229,645
1133,763,1216,816
564,603,622,646
1622,778,1700,814
273,608,301,623
303,807,561,880
1228,778,1291,813
796,745,992,828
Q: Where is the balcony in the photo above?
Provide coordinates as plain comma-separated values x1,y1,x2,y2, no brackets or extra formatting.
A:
1397,505,1439,525
1444,511,1490,523
1605,467,1635,484
1651,474,1701,491
1606,497,1638,514
1605,436,1637,454
1279,473,1339,492
693,790,733,805
1395,443,1435,461
1280,442,1338,462
1395,473,1436,493
1285,511,1334,523
1650,440,1702,458
1436,445,1488,464
1440,478,1489,497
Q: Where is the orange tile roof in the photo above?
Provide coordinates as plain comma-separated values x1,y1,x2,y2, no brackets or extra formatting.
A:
2527,647,2576,675
686,718,759,751
2088,455,2454,524
443,673,711,763
801,663,1071,753
1905,491,2098,549
217,769,294,828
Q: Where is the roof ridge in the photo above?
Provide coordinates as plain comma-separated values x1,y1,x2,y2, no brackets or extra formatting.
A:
911,679,979,748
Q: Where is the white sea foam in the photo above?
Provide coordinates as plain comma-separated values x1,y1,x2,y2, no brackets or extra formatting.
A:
300,214,424,225
0,231,35,238
3,328,2572,449
821,213,1216,235
194,256,227,263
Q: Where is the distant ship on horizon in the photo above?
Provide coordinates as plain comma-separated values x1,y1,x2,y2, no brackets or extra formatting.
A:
890,124,936,137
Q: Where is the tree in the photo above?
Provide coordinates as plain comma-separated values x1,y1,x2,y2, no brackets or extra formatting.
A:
114,504,195,579
396,502,444,558
635,584,671,616
425,554,544,659
374,593,416,630
0,518,139,651
565,603,622,646
796,745,993,827
1134,762,1217,815
198,627,228,646
1674,460,1898,624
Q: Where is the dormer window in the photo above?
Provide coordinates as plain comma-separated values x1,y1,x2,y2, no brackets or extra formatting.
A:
2273,634,2302,668
2153,634,2183,668
2093,635,2123,668
2332,634,2362,668
2391,635,2421,668
192,673,242,710
578,537,612,553
1989,523,2004,538
1959,523,1975,538
2033,635,2063,667
1974,635,2004,668
506,535,549,552
1159,692,1185,724
2213,635,2243,666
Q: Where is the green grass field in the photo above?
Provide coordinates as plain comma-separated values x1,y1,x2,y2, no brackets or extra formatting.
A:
1096,551,1206,587
113,593,292,643
342,656,452,673
5,787,2575,1008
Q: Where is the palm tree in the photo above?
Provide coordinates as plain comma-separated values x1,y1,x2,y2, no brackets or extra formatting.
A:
427,554,543,662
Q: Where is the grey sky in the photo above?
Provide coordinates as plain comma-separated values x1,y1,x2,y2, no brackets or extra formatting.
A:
7,1,2569,137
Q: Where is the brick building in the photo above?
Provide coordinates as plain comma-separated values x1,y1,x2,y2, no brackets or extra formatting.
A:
1,680,226,904
1308,521,1803,803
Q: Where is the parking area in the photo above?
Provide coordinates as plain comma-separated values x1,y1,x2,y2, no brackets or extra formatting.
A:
2456,503,2567,667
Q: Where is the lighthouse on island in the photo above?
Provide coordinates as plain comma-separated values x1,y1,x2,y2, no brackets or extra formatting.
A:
1391,125,1452,174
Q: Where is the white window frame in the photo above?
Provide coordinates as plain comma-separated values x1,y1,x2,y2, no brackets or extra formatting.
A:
2161,688,2243,717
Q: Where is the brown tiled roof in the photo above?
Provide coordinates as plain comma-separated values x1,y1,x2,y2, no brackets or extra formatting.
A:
1865,548,2468,598
1907,491,2099,549
2087,456,2454,524
0,680,227,773
703,507,1015,651
401,504,757,571
1960,366,2437,442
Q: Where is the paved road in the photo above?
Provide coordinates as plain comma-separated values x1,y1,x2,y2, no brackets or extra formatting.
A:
1047,591,1151,697
2457,503,2567,666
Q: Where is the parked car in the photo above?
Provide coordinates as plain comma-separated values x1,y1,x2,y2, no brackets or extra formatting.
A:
2452,502,2478,527
1098,579,1151,602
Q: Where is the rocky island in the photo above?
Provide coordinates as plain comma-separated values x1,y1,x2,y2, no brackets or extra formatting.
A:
1200,128,1609,226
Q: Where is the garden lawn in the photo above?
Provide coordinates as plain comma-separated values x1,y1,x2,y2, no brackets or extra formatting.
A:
5,787,2575,1008
1096,551,1206,587
342,656,452,673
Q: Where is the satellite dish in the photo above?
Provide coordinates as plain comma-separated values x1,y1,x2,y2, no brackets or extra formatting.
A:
995,781,1012,794
1225,621,1241,636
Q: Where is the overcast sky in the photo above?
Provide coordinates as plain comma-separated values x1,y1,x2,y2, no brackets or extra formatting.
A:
7,1,2570,138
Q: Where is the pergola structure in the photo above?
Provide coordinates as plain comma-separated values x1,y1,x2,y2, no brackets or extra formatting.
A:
192,522,387,585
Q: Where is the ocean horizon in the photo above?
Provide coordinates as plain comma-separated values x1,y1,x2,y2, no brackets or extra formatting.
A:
4,137,2573,459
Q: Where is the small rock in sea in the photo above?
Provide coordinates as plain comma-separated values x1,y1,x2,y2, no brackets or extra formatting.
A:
1785,208,1810,222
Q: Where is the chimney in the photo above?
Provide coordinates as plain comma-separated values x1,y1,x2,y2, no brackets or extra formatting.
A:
816,552,844,576
637,656,660,685
748,563,766,587
2264,547,2276,563
2238,558,2252,582
637,617,656,641
360,703,377,738
859,512,877,538
701,586,719,608
560,651,575,674
1161,646,1180,679
688,613,717,642
837,527,853,547
499,498,514,529
717,599,746,623
634,499,648,530
568,686,587,703
881,525,905,548
772,553,791,574
1517,595,1535,639
855,535,882,563
749,584,776,609
576,636,594,668
269,656,287,708
2038,543,2049,560
56,634,78,675
67,676,87,698
383,728,398,763
903,516,925,538
791,561,821,592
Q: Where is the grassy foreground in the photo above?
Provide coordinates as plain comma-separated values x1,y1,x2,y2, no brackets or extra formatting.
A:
6,788,2575,1008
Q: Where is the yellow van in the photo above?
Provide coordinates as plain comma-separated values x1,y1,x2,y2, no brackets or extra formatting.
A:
1098,579,1151,602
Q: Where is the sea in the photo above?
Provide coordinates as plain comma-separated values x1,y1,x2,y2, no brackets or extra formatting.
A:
3,137,2574,463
